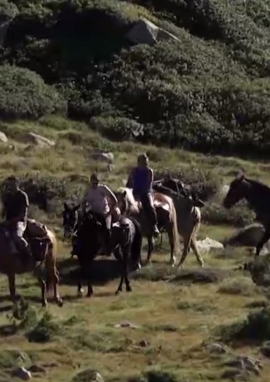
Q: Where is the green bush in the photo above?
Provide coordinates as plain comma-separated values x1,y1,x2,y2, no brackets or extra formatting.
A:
2,0,270,157
0,0,18,21
0,65,66,120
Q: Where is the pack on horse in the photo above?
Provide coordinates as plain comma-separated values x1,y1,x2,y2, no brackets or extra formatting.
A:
0,176,62,307
0,219,62,307
116,187,180,266
152,182,204,267
223,171,270,257
74,209,142,297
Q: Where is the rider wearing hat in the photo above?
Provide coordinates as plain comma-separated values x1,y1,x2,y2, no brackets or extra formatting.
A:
128,153,159,236
1,176,32,264
81,173,118,255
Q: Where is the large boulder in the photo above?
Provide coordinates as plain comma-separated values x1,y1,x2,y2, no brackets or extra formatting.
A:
126,17,180,45
249,254,270,287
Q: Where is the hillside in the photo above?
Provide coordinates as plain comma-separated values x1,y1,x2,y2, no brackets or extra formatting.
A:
1,0,270,156
1,1,270,382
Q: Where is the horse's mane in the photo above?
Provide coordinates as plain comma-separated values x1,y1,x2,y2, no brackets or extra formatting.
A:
116,187,140,214
246,177,270,194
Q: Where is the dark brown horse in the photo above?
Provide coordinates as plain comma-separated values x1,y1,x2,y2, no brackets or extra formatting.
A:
223,171,270,256
0,219,63,307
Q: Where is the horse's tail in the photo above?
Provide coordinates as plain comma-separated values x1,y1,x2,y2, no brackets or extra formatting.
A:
129,217,142,267
168,198,180,254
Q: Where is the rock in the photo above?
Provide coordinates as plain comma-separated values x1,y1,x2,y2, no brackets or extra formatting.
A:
205,343,227,354
115,321,140,329
11,367,32,380
126,17,180,45
261,341,270,358
197,237,224,254
0,131,8,143
28,365,46,373
224,356,262,376
25,132,55,148
223,224,270,255
138,340,149,347
89,150,114,164
249,253,270,286
169,268,229,284
72,369,104,382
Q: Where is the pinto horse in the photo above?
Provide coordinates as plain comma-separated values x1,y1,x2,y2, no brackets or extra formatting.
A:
223,171,270,256
115,187,180,266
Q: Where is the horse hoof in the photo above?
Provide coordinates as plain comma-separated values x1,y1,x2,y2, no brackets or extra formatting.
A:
56,298,63,307
126,286,132,292
115,290,121,295
77,290,84,298
42,301,48,308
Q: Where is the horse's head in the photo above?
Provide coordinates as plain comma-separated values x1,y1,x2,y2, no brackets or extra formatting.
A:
223,171,248,209
115,189,129,214
62,202,80,239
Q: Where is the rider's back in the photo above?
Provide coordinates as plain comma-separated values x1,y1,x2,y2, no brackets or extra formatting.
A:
4,189,29,223
133,167,151,195
85,184,110,215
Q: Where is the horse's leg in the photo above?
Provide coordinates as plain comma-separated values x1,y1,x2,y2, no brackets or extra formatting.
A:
166,225,176,267
115,245,131,294
255,228,270,256
146,235,154,264
32,264,47,307
45,255,63,307
86,258,94,298
190,238,204,267
177,233,192,268
8,274,16,302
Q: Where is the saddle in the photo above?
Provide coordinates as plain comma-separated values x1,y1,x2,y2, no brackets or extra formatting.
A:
24,219,51,261
2,219,51,262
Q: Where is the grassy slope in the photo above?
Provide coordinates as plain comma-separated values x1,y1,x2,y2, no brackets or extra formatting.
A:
0,117,270,381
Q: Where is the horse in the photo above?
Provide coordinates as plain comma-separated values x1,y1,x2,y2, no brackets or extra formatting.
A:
62,202,122,257
74,211,142,297
152,183,204,267
223,171,270,256
0,219,62,307
115,187,180,266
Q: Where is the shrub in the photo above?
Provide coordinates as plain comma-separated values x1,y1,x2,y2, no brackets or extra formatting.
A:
0,65,66,120
0,0,18,22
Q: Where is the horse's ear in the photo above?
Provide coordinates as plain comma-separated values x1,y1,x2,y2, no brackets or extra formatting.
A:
235,170,245,181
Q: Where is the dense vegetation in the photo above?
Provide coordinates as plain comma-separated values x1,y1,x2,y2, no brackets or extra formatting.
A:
1,0,270,157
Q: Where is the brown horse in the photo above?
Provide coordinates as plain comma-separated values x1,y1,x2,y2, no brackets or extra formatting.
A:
115,187,180,266
0,219,63,307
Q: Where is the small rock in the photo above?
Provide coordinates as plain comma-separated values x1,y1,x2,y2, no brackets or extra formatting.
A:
197,237,224,254
28,365,46,373
224,356,262,376
138,340,149,347
0,131,8,143
26,132,55,148
205,343,227,354
11,367,32,380
72,369,104,382
261,341,270,358
89,150,114,164
114,321,140,329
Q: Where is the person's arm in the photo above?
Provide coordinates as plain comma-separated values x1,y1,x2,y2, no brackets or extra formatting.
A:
7,192,29,225
147,168,154,188
81,185,91,211
126,168,135,188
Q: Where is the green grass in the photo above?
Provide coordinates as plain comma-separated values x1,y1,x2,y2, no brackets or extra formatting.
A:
0,116,269,381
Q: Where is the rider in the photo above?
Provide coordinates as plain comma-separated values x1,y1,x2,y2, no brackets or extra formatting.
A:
1,176,32,264
128,153,159,236
81,173,118,255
